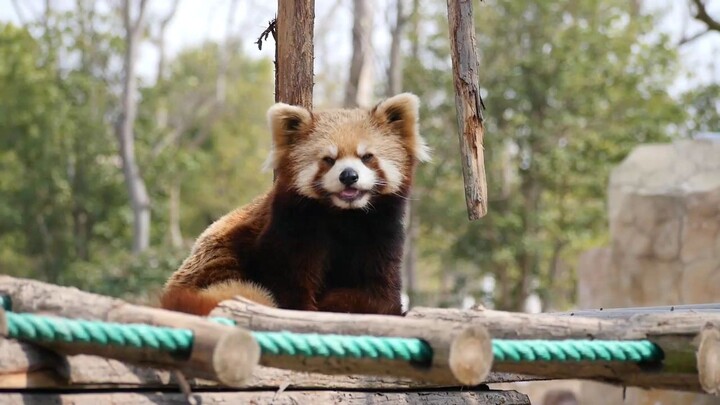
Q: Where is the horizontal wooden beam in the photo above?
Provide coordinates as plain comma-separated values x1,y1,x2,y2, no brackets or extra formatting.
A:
1,389,531,405
553,303,720,319
406,306,715,392
0,276,492,386
0,277,260,387
214,298,493,385
0,338,540,390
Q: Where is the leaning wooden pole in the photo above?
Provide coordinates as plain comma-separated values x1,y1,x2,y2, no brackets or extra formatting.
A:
446,0,488,219
276,0,315,109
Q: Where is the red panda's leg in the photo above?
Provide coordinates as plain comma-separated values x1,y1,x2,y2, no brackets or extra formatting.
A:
317,288,402,315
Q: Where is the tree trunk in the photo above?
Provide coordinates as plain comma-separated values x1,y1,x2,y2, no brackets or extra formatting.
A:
386,0,406,97
117,0,151,254
276,0,314,109
344,0,374,108
386,0,415,308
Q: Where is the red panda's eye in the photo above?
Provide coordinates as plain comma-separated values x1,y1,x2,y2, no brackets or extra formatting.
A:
323,156,336,165
361,153,374,163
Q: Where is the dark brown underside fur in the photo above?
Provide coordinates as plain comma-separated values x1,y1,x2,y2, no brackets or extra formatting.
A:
161,181,408,316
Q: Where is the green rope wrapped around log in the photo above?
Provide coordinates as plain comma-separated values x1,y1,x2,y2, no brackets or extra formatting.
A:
6,312,193,353
492,339,662,362
2,306,663,364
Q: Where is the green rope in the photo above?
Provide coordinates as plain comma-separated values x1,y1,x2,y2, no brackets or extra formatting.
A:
2,311,662,364
210,317,661,364
0,295,10,311
492,339,662,363
210,317,432,362
253,331,433,362
5,312,193,353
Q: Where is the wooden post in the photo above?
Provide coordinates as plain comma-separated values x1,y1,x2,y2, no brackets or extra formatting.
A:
446,0,488,219
276,0,314,108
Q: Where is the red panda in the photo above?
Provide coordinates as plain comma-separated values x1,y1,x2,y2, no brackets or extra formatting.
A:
160,93,430,316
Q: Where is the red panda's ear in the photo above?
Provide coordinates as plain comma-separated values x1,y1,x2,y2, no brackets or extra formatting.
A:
267,103,313,148
372,93,431,162
264,103,313,170
372,93,419,127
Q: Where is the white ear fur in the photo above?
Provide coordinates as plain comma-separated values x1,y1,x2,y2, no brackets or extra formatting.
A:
375,93,431,163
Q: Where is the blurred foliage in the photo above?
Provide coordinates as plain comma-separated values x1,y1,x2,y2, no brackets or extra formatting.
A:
0,0,717,310
0,8,273,301
404,0,690,310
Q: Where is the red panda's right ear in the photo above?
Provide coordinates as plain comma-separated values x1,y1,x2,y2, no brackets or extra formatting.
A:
264,103,313,171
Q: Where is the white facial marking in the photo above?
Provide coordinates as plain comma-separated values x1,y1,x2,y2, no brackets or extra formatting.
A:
357,143,368,156
294,164,320,197
327,145,338,159
376,157,403,193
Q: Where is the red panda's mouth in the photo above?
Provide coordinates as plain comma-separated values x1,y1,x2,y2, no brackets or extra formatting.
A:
336,187,367,202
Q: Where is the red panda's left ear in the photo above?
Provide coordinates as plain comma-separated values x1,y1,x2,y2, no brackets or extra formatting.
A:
264,103,313,170
372,93,431,162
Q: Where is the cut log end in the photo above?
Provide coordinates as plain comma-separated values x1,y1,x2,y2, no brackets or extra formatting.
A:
212,328,261,387
0,308,7,337
697,323,720,395
448,326,493,385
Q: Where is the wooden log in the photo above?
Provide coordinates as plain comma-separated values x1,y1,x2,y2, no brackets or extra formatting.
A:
0,338,537,391
0,277,260,387
276,0,314,109
1,390,531,405
0,276,504,387
0,339,66,388
215,297,493,385
555,303,720,319
0,341,536,390
446,0,488,220
407,306,719,392
697,322,720,395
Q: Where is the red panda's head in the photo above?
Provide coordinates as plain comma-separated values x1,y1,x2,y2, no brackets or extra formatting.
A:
265,93,430,210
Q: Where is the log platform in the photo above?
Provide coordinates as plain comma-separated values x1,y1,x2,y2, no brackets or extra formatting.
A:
2,275,720,403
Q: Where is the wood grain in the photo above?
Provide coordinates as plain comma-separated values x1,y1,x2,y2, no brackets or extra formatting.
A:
446,0,488,219
2,390,531,405
276,0,315,109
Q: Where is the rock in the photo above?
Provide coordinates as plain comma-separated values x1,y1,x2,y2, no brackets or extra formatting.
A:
577,139,720,404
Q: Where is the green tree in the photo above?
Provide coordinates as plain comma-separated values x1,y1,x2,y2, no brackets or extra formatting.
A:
682,83,720,134
404,0,685,310
0,21,126,283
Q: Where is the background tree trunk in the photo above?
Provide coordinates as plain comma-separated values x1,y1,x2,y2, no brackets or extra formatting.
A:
276,0,314,109
385,0,415,308
117,0,150,254
344,0,374,108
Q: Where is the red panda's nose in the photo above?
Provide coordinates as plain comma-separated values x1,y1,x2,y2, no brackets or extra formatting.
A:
339,168,359,186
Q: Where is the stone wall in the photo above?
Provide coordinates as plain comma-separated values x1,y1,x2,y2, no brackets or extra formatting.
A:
577,139,720,404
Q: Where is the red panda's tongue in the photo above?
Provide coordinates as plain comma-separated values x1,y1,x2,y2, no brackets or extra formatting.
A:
339,188,361,199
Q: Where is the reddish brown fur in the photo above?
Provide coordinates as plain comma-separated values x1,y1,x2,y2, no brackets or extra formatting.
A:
160,93,428,316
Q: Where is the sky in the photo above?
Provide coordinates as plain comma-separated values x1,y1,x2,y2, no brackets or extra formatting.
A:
0,0,718,98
